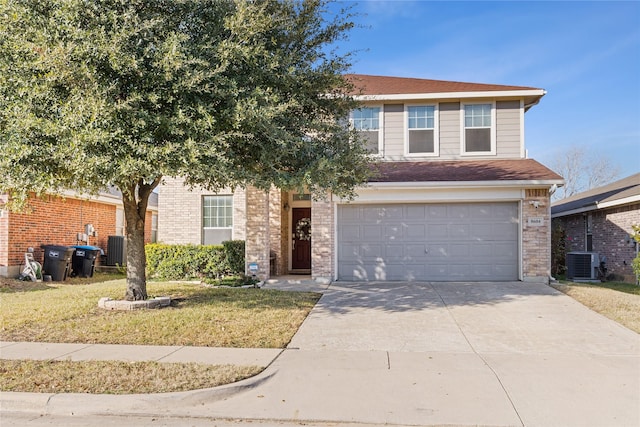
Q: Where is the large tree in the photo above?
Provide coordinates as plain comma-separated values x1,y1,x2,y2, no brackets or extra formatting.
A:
0,0,370,300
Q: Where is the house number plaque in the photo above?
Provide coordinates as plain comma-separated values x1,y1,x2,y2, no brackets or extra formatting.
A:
527,217,544,227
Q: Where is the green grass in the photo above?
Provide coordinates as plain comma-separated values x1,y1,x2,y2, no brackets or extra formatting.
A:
0,278,320,348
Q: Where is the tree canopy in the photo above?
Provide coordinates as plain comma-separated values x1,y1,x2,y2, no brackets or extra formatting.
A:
0,0,370,299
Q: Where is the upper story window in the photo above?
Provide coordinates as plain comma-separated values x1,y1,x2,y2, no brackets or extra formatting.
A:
462,103,495,155
351,106,382,155
406,105,438,156
202,195,233,245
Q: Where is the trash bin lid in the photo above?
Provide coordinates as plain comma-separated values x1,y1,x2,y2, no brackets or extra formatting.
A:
42,244,71,251
73,245,103,256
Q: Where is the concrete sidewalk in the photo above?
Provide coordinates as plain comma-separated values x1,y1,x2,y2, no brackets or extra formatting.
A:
0,341,281,367
2,280,640,427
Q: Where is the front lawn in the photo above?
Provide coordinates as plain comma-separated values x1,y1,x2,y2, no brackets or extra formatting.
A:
0,278,320,348
0,277,319,394
550,281,640,333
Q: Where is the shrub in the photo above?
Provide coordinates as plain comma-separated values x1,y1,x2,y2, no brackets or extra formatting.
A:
145,241,245,281
223,240,245,274
551,222,567,277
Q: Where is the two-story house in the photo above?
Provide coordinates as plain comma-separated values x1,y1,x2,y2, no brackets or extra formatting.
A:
158,74,563,283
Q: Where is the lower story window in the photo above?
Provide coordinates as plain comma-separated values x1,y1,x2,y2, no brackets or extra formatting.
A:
203,195,233,245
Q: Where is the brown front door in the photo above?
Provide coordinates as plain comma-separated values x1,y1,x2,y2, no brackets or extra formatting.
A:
292,207,311,270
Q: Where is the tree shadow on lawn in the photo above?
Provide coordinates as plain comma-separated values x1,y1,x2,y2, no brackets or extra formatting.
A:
317,280,563,315
157,285,321,311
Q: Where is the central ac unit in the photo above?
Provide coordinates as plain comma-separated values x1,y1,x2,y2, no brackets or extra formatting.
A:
107,235,127,266
566,252,600,281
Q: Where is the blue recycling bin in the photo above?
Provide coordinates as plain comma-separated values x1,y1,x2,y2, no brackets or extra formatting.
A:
42,245,75,281
71,245,103,278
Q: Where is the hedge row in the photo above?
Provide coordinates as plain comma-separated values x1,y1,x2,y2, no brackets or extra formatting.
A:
145,241,245,280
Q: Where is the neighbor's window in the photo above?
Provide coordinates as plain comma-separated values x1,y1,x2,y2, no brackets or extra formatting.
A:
202,195,233,245
407,105,437,155
151,213,158,243
115,208,125,236
463,103,494,154
351,107,382,154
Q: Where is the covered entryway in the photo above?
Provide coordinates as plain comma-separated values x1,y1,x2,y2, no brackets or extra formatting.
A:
291,207,311,270
337,202,519,281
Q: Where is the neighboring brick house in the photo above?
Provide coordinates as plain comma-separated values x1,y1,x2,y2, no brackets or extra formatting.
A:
551,173,640,283
159,74,563,283
0,189,158,278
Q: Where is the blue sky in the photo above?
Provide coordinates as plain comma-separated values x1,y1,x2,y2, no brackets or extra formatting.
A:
329,1,640,178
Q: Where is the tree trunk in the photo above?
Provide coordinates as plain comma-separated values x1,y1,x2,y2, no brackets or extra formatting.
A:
121,177,161,301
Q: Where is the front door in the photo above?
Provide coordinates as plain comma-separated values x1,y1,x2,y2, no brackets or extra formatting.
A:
292,207,311,270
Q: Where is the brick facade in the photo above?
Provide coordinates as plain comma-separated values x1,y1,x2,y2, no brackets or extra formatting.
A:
522,189,552,282
0,193,155,278
554,203,639,282
311,194,334,281
244,187,270,280
158,177,246,245
268,188,288,276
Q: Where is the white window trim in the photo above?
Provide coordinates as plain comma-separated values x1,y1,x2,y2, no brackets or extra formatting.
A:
404,103,439,157
202,195,233,230
350,105,383,157
460,101,496,156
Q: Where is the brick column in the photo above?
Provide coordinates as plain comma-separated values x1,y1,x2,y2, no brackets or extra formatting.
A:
245,187,270,280
268,187,285,276
522,188,551,283
232,188,246,241
311,193,334,283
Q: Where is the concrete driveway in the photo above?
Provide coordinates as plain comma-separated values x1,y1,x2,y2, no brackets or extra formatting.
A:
6,281,638,427
215,281,640,426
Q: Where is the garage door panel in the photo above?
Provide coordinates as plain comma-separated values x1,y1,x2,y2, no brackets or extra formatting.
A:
337,202,519,281
339,244,361,261
340,225,360,240
427,224,449,238
492,223,519,239
363,226,383,239
406,224,426,238
449,205,470,218
427,205,448,218
384,225,403,239
385,244,406,262
449,224,470,239
361,244,384,258
406,205,426,218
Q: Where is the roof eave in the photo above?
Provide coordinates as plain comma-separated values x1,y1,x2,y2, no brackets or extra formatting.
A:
551,194,640,218
353,89,546,102
365,179,564,189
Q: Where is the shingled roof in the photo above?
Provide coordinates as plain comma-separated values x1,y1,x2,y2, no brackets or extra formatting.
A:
346,74,543,96
551,173,640,217
368,159,563,184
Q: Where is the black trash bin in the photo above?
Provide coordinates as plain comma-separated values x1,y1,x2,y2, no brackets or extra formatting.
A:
42,245,75,281
71,245,102,278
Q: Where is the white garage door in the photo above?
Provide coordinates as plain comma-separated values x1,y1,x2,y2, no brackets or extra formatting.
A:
337,202,519,281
